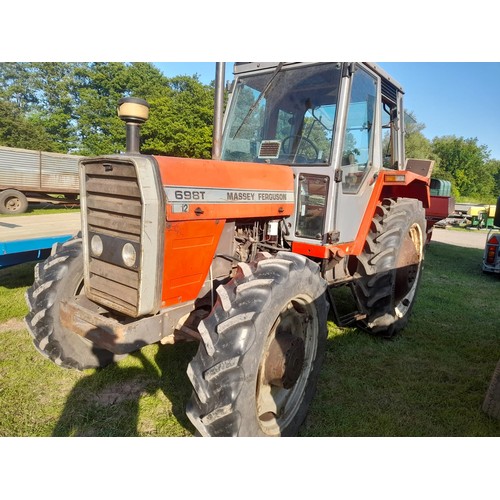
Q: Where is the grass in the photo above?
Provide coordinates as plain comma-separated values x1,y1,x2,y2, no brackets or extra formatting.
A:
0,241,499,437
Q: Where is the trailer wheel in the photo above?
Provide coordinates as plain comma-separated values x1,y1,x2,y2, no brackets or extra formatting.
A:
353,198,426,337
482,359,500,419
186,252,328,437
25,235,125,370
0,189,28,214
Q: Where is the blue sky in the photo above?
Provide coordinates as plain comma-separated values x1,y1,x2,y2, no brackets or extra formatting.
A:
154,62,500,161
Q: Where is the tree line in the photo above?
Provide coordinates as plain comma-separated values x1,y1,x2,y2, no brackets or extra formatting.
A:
0,62,215,159
405,112,499,203
0,62,498,202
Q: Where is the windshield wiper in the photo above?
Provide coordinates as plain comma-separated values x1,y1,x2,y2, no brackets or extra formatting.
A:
232,62,284,139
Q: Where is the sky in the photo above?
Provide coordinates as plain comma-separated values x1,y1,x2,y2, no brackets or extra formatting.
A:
154,62,500,161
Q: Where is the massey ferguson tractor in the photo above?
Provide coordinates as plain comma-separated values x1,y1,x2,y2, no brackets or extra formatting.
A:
25,62,442,437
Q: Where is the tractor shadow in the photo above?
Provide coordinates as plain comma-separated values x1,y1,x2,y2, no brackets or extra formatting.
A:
52,341,198,437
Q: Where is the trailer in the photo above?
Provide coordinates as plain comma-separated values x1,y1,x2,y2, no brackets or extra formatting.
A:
0,235,73,269
0,212,80,268
0,146,84,214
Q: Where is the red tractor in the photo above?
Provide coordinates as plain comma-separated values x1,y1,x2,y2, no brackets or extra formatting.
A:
25,62,447,436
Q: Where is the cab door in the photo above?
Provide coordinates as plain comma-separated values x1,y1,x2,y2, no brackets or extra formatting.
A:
333,64,382,244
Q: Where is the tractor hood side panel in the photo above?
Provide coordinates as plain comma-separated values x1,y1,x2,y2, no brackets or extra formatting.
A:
155,156,295,307
155,156,295,221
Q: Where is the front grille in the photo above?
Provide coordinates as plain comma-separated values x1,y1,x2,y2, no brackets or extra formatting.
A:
83,160,142,316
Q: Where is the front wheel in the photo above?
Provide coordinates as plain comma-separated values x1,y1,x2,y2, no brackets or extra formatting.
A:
25,235,125,370
353,197,426,337
186,252,328,436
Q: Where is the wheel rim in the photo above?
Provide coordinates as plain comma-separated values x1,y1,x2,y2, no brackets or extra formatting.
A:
394,222,423,318
256,294,319,436
5,196,20,212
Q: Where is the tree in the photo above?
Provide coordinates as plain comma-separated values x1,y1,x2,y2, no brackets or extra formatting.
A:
0,62,38,110
0,63,83,152
29,63,84,152
141,75,215,158
0,62,173,155
486,159,500,197
0,100,54,150
73,62,173,155
431,136,495,200
404,111,434,161
73,62,132,155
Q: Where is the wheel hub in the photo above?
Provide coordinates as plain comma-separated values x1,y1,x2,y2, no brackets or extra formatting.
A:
264,333,305,389
6,197,20,211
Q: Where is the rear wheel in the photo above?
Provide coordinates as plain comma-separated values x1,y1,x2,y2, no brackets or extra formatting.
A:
186,252,328,436
353,198,426,337
25,235,125,370
0,189,28,214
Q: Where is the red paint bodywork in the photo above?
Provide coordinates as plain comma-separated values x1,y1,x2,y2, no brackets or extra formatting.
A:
154,157,433,306
154,156,295,306
292,170,431,258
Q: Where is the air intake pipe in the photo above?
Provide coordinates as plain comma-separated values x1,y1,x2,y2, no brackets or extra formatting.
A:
117,97,150,154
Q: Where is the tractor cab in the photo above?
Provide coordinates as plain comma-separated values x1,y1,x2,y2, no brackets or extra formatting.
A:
220,62,408,245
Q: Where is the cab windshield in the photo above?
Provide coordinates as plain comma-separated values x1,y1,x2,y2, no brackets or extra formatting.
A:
221,63,342,165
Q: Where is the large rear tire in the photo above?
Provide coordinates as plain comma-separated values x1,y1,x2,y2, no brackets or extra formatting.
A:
186,252,328,437
353,198,426,337
25,235,124,370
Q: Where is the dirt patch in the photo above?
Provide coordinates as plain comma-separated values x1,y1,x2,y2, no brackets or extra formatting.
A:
431,228,488,249
0,318,26,333
92,377,152,406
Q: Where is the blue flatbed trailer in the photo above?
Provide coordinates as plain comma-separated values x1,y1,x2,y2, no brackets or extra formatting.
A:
0,234,72,269
0,212,80,270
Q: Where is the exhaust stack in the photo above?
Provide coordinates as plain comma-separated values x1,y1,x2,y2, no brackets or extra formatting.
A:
117,97,150,154
212,62,225,160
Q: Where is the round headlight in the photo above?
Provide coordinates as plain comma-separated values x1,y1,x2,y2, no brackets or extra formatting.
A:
90,234,103,257
122,243,137,267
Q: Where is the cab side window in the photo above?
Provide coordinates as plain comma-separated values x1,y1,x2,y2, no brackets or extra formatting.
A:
341,67,377,194
382,98,398,169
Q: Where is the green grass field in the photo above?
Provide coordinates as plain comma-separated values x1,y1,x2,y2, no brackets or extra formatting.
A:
0,240,499,437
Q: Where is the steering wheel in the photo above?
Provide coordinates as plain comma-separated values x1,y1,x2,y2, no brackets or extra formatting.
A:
280,135,319,161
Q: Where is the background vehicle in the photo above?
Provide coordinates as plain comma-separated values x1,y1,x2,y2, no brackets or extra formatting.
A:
25,62,452,436
0,145,82,214
481,197,499,418
482,196,500,274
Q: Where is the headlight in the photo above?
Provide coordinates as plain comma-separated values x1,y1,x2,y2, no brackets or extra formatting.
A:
90,234,103,257
122,242,137,267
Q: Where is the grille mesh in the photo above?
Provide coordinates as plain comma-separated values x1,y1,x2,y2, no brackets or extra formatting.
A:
259,140,281,159
84,161,142,316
